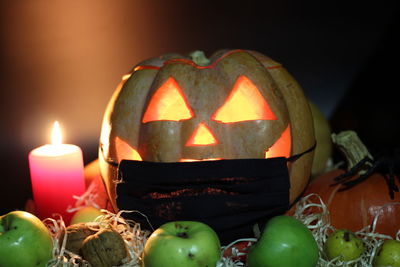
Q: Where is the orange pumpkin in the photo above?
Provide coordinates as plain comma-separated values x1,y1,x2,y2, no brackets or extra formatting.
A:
99,49,315,211
83,159,113,212
305,169,400,237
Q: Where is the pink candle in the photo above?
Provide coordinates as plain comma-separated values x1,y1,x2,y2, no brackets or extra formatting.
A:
28,121,86,224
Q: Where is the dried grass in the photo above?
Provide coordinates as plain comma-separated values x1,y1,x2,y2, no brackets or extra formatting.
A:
44,193,399,267
293,193,399,267
44,210,150,267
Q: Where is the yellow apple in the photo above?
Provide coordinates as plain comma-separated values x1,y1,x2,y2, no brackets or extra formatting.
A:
324,229,365,261
374,240,400,267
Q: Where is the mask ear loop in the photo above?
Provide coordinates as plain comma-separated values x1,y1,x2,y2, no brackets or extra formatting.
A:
99,143,119,167
286,141,317,209
99,143,155,231
287,141,317,163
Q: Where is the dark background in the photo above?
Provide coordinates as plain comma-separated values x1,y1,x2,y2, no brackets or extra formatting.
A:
0,0,399,214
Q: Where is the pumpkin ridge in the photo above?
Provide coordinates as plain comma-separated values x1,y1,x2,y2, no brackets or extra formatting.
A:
134,63,283,73
266,65,283,70
134,65,160,71
134,49,256,72
163,49,246,69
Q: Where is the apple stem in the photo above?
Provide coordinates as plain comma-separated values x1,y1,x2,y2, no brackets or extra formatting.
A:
331,131,373,174
343,231,350,242
176,232,189,238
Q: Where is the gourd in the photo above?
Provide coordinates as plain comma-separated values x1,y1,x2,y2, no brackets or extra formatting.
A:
306,131,400,237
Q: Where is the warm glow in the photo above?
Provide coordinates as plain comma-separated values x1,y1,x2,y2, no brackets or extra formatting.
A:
122,73,132,81
142,77,194,123
212,75,277,123
180,158,222,162
265,125,291,158
186,122,218,146
51,121,62,145
115,137,143,161
29,120,85,224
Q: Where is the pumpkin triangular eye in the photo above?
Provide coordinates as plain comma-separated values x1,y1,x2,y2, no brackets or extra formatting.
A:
142,77,194,123
211,75,277,123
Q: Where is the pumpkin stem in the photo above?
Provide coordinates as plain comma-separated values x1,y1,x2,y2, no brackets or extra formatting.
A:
189,50,211,66
331,130,373,174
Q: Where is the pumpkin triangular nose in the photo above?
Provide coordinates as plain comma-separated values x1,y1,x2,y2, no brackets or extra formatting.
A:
186,122,218,146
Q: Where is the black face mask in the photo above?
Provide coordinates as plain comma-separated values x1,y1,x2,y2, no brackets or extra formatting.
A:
114,144,315,244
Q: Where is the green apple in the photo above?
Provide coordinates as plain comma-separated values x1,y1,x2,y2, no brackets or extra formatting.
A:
0,210,53,267
70,206,105,225
247,215,319,267
143,221,221,267
373,239,400,267
324,229,365,262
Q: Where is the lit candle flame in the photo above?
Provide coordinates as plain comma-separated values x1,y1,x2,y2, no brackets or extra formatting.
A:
51,121,62,145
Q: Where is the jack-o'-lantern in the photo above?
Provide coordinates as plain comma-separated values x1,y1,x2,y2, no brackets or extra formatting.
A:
99,49,315,213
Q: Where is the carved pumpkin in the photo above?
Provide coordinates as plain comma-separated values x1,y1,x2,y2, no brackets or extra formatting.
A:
99,49,315,211
305,169,400,237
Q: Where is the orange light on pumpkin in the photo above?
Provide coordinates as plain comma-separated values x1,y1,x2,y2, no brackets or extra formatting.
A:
115,136,142,161
265,125,291,158
122,73,132,81
142,77,194,123
212,75,277,123
186,122,218,146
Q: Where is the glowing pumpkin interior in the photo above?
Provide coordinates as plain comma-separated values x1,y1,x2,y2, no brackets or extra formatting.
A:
186,122,219,146
211,75,277,123
117,75,291,162
142,77,194,123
